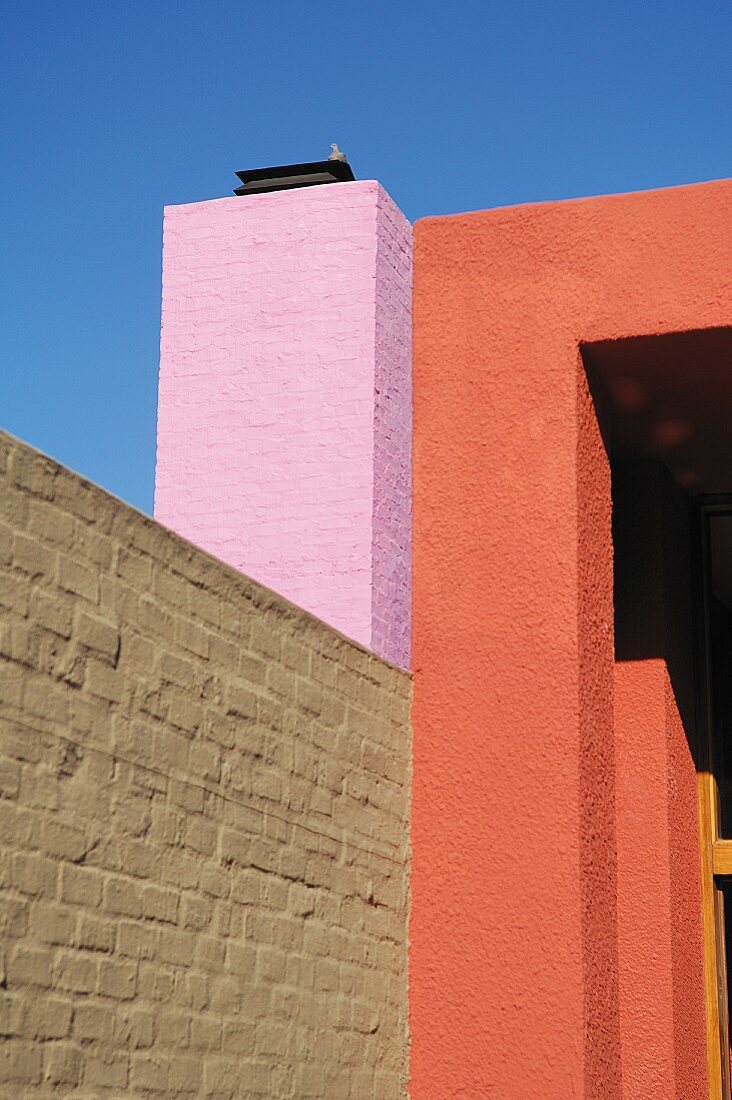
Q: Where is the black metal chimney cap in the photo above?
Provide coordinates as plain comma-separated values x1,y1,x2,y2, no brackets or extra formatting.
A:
234,159,355,196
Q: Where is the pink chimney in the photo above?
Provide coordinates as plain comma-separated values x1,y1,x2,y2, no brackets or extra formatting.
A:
154,171,412,667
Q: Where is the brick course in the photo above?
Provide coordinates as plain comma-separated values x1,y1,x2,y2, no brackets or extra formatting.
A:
0,430,410,1097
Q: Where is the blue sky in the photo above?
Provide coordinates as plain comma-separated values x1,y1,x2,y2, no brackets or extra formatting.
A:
2,0,731,513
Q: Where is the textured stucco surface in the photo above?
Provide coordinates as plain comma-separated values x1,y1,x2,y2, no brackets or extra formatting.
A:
611,457,705,1100
155,181,412,668
412,178,732,1097
614,660,679,1096
0,430,411,1098
576,360,620,1097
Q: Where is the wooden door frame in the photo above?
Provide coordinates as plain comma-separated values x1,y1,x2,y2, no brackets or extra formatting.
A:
695,497,732,1100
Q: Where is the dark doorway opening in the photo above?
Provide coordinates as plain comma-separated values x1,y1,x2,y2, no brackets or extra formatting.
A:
582,326,732,1100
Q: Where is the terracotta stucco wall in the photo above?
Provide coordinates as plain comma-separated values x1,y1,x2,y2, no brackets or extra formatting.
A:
0,431,411,1098
612,457,705,1100
412,178,732,1097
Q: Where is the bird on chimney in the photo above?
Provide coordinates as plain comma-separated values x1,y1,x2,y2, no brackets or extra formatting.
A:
329,143,347,163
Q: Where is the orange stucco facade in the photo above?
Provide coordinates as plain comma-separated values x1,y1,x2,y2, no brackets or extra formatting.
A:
411,179,732,1097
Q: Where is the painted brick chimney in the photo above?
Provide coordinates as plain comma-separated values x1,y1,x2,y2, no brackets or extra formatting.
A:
154,179,412,667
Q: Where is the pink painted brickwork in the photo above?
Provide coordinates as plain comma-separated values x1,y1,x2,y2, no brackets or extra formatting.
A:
154,180,412,667
373,190,413,668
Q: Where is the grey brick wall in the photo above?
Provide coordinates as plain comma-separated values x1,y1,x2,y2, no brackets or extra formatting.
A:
0,431,411,1098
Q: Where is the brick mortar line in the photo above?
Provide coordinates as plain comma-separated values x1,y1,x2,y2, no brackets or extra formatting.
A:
1,433,411,679
0,714,408,870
